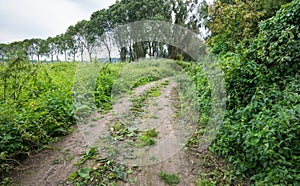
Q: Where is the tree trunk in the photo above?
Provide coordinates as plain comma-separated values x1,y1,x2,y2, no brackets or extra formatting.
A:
88,51,92,62
152,42,156,57
108,48,112,63
149,42,152,57
104,42,112,63
64,51,67,61
129,45,134,62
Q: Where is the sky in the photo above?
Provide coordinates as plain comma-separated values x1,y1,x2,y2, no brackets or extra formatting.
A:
0,0,116,43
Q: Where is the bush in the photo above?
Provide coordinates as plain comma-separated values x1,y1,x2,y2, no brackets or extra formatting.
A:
0,61,76,176
211,1,300,184
253,0,300,79
95,63,124,111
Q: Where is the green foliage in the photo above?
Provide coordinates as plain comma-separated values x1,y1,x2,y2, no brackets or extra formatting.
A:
75,147,98,166
149,88,161,97
139,135,156,146
175,61,244,185
175,60,212,127
145,128,159,138
0,61,76,176
95,63,124,112
252,0,300,78
205,0,292,54
113,60,177,96
138,129,159,146
210,1,300,184
67,147,133,185
0,177,12,185
78,167,92,179
212,79,300,183
110,123,138,141
158,171,180,185
132,76,160,89
0,61,125,179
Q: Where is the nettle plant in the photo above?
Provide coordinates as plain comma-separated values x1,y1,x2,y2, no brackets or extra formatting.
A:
0,54,76,175
211,0,300,184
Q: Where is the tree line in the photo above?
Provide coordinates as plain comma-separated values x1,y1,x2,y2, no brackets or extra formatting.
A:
0,0,207,63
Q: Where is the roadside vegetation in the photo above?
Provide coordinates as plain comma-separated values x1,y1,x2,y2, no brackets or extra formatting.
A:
0,0,299,185
203,0,300,184
0,60,124,180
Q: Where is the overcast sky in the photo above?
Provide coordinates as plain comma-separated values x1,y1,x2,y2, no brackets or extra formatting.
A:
0,0,116,43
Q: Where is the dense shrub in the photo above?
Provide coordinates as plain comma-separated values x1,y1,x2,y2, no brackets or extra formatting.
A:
211,1,300,184
95,63,124,111
253,0,300,79
0,61,76,175
0,61,125,178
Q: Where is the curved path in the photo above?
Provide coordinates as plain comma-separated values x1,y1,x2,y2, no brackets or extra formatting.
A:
10,78,199,185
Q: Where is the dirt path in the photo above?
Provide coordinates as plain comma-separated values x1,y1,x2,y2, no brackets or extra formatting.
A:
10,78,200,186
119,79,198,186
9,129,87,185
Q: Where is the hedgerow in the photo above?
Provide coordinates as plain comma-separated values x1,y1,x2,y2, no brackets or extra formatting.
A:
211,1,300,184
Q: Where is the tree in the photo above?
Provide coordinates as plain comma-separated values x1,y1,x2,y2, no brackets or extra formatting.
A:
73,20,97,61
0,43,9,62
90,9,116,63
102,0,175,61
26,38,44,62
65,25,80,61
46,37,55,62
203,0,293,54
59,34,68,61
38,39,49,62
52,35,63,61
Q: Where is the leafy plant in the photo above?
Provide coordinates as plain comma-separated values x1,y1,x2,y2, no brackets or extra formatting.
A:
209,1,300,184
0,61,125,179
67,148,131,185
75,147,98,166
78,167,92,179
159,171,180,185
110,123,137,141
0,61,76,177
139,135,156,146
144,128,159,138
95,63,124,112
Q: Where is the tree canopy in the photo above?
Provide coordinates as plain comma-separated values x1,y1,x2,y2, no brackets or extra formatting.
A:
0,0,204,62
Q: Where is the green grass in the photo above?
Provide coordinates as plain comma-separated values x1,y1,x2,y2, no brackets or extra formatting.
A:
159,171,180,185
149,114,159,119
139,135,156,146
149,88,161,97
112,60,178,97
138,128,159,146
145,128,159,138
51,157,61,165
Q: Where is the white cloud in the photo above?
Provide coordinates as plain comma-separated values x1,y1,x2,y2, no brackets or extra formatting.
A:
0,0,116,43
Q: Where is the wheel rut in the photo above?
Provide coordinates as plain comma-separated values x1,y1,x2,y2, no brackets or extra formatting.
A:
10,78,199,186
